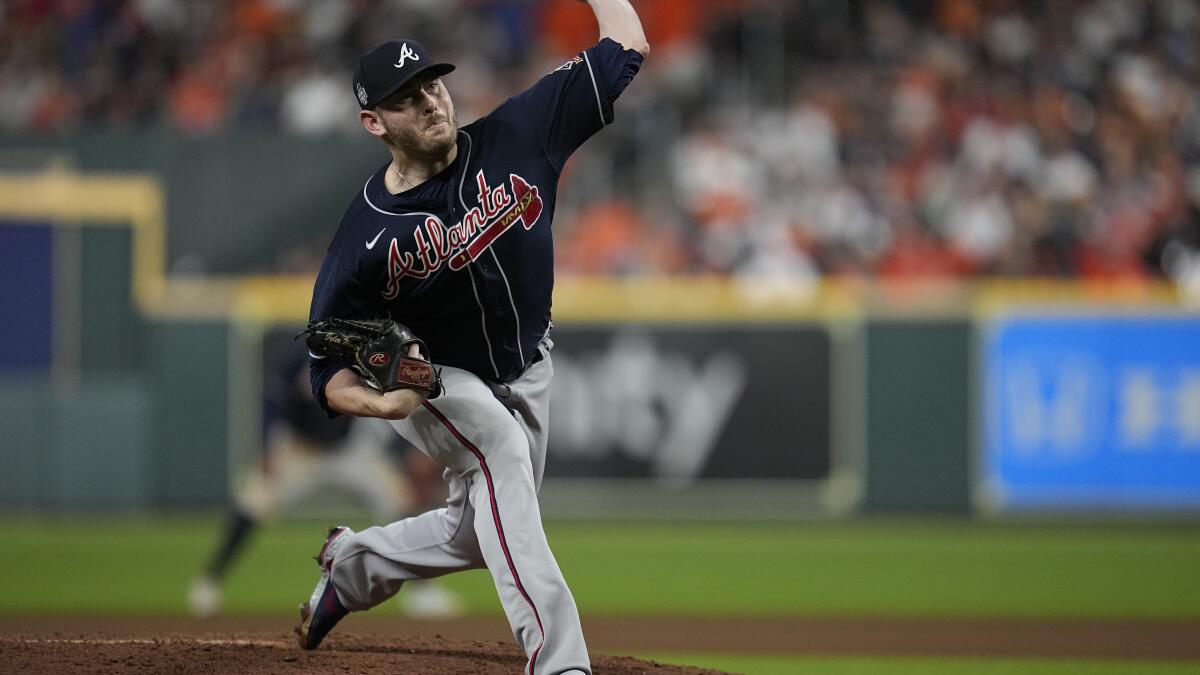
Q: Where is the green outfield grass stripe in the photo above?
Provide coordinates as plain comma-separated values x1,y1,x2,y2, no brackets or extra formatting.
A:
0,517,1196,618
638,654,1200,675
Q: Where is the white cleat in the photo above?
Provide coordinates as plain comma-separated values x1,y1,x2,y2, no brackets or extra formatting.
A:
187,575,222,619
295,526,354,650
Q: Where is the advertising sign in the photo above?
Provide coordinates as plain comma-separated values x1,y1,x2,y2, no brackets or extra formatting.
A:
545,324,832,483
983,315,1200,510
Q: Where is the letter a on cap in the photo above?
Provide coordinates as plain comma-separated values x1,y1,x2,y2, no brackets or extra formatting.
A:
394,43,419,69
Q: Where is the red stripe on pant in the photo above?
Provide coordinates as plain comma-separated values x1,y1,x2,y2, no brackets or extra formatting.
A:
423,401,546,675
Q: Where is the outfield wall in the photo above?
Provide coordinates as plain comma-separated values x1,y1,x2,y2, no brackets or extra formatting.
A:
1,167,1197,516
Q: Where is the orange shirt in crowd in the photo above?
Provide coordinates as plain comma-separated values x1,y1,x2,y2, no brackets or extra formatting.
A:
538,0,737,55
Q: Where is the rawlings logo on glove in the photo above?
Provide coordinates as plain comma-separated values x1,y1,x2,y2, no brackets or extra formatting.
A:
299,317,442,398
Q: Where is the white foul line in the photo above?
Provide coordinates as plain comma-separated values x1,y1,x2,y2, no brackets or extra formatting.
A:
13,638,288,647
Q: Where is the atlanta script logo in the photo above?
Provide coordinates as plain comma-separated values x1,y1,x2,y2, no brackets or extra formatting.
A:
381,171,543,299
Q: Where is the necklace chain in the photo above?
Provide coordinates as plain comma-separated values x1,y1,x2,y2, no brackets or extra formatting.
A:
391,164,416,189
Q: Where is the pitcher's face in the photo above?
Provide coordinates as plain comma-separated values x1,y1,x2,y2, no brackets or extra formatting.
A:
372,76,458,159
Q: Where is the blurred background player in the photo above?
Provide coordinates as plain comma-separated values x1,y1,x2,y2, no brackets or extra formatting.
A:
188,341,461,620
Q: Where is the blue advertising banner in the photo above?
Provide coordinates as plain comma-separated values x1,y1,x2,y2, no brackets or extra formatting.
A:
983,315,1200,510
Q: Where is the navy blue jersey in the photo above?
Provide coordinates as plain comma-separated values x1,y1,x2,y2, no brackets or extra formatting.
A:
309,38,643,413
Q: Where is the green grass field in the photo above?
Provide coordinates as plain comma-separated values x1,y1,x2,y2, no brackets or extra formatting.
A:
1,517,1198,674
642,654,1200,675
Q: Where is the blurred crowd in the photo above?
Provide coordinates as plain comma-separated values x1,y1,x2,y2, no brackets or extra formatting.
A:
4,0,1200,281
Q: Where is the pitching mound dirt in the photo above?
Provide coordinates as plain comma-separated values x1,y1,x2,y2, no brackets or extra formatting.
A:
0,632,726,675
4,614,1199,672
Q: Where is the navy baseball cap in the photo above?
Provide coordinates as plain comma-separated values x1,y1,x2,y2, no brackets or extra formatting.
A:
353,39,455,110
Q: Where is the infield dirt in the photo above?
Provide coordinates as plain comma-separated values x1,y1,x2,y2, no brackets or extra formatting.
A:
1,615,1197,674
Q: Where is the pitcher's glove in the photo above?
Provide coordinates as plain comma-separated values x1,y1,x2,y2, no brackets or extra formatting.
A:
299,318,442,398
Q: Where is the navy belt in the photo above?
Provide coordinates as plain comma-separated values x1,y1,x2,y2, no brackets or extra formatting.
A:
489,346,546,385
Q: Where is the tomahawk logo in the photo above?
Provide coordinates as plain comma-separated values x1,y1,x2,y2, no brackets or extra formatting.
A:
381,172,544,298
394,43,419,69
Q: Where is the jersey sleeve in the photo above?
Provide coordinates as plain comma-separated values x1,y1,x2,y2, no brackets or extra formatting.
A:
307,251,374,417
501,37,644,172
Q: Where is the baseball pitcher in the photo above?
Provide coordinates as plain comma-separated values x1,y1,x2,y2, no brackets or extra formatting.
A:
295,2,648,674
